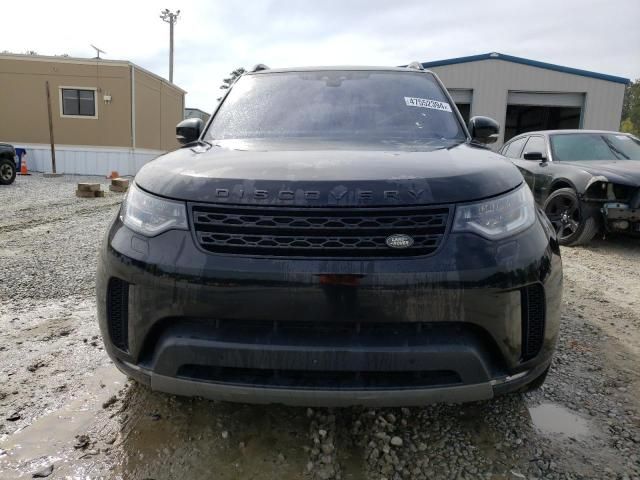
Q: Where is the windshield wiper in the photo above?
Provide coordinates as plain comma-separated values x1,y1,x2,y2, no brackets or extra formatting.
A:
445,138,467,149
184,139,216,152
601,136,630,160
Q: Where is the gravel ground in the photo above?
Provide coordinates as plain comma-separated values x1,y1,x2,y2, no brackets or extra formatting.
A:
0,173,639,479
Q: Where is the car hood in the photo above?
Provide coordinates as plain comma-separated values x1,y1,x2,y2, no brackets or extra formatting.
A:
567,160,640,187
135,141,523,207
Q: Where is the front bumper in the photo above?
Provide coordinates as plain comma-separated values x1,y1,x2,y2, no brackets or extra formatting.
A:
603,202,640,235
97,209,562,406
112,357,549,407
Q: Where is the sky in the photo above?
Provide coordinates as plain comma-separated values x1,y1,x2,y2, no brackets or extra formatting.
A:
3,0,639,110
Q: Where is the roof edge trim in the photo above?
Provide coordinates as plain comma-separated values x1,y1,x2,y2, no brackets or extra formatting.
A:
0,53,187,93
420,52,630,85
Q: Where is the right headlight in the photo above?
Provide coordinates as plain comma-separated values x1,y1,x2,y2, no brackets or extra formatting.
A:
120,183,188,237
452,184,536,239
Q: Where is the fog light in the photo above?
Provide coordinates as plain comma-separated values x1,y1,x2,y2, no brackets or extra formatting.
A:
611,220,630,230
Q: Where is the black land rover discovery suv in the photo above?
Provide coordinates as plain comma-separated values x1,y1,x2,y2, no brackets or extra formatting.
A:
97,65,562,407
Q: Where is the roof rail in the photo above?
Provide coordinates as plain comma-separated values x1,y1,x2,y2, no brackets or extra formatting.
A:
406,61,424,71
250,64,270,72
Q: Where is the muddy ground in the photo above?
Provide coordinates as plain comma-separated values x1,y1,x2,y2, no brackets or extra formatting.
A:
0,174,638,479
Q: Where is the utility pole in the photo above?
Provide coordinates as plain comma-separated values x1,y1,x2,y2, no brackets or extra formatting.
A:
45,81,57,174
160,9,180,83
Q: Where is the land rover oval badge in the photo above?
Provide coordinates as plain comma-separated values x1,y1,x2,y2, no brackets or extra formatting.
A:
385,234,414,249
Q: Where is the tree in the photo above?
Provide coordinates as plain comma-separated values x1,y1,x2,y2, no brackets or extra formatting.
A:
620,79,640,136
218,67,246,100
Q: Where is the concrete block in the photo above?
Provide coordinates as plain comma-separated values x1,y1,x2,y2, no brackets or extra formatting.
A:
77,183,101,192
76,190,97,198
109,185,128,193
111,178,130,189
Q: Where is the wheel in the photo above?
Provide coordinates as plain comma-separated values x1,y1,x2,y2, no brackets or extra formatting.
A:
0,158,17,185
543,188,599,246
521,367,549,393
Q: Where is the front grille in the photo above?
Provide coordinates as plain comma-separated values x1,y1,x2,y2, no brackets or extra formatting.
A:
521,284,545,360
107,278,129,352
190,204,451,257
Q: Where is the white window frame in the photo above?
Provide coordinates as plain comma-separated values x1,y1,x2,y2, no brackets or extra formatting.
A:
59,86,99,119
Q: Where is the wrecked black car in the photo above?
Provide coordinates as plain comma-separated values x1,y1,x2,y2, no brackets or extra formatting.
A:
97,64,562,407
502,130,640,245
0,143,17,185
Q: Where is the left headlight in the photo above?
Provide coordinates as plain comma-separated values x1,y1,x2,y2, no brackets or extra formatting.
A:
452,184,536,239
120,183,188,237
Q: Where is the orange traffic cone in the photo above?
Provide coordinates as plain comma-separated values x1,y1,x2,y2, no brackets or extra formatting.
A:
19,157,30,175
107,170,120,179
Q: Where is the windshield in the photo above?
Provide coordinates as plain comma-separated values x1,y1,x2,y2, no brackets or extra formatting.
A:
206,71,465,146
550,133,640,161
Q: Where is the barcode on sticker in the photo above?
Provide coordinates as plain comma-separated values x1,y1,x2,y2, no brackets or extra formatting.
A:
404,97,452,112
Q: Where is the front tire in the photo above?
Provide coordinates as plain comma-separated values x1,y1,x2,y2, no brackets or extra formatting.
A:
543,188,599,246
0,158,17,185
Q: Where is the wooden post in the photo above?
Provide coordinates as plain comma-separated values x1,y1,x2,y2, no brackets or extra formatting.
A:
45,81,57,174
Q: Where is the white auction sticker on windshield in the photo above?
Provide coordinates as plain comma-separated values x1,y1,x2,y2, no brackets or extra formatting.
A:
404,97,452,112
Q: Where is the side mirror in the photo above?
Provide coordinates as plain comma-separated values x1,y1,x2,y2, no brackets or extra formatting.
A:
468,116,500,144
523,151,547,162
176,118,204,145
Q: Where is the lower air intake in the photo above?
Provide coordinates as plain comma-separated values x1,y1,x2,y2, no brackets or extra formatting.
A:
521,283,545,361
107,278,129,352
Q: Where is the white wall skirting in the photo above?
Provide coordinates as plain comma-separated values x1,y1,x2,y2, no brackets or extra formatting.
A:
10,143,166,176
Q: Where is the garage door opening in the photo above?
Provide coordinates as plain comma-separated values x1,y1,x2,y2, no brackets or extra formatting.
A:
456,103,471,124
505,105,581,141
447,89,473,126
504,91,584,142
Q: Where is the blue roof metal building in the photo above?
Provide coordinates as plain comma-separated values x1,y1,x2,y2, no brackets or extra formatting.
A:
420,52,628,146
421,52,629,85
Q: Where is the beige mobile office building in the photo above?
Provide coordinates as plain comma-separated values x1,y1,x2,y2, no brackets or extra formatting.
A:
0,53,186,175
421,52,629,148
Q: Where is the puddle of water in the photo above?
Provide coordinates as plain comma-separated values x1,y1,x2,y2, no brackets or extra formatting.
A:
107,386,311,480
529,403,590,438
0,365,125,478
336,440,366,480
19,315,73,337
